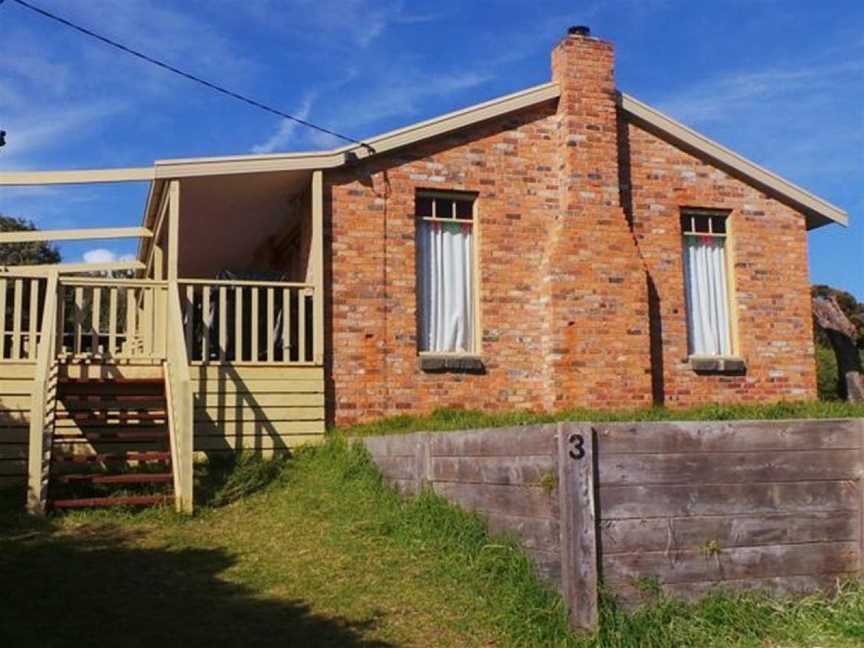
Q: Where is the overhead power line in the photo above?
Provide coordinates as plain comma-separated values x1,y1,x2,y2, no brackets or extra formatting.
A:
2,0,370,150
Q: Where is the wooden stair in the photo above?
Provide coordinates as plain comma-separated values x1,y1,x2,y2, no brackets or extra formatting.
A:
48,376,175,511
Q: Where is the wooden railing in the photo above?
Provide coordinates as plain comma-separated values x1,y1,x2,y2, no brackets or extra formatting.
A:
165,281,193,513
0,275,48,361
26,272,59,514
57,277,168,361
179,279,317,364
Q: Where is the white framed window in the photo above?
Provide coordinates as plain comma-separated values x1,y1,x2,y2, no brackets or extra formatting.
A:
681,211,734,357
416,191,478,354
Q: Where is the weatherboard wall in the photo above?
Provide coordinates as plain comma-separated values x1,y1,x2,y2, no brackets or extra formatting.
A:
0,363,36,486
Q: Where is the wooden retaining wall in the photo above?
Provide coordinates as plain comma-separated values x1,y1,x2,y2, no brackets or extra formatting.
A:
363,426,562,582
595,420,862,604
360,418,864,631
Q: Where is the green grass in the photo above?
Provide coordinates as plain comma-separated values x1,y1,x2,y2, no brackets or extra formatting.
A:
2,441,864,647
339,400,864,438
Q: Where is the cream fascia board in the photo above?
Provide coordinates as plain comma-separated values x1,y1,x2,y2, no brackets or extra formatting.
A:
153,82,562,177
0,260,145,275
0,167,154,186
619,93,848,229
4,83,560,186
0,227,152,244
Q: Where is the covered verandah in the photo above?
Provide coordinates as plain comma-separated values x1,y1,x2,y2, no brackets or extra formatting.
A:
0,164,327,513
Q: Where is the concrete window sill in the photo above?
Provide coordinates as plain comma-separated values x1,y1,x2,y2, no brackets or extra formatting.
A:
419,354,485,373
688,355,747,374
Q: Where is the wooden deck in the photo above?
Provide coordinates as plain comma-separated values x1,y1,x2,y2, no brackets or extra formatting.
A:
0,271,326,512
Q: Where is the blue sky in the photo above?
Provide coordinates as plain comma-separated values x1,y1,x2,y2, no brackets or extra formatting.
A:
1,0,861,297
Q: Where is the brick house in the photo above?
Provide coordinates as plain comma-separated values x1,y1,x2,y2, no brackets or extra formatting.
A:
1,27,849,504
321,27,846,424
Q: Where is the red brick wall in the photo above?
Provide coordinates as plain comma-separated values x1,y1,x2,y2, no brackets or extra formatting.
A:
325,104,561,424
623,120,817,405
323,32,817,426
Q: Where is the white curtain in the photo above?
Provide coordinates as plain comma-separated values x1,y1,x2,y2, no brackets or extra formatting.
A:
417,221,474,352
684,238,732,356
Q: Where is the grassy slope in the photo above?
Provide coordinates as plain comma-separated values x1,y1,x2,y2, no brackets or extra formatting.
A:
340,401,864,437
2,440,864,647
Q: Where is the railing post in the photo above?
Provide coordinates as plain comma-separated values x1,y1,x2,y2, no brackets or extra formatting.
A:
26,272,58,515
311,169,324,365
26,379,46,514
165,280,194,513
177,370,194,513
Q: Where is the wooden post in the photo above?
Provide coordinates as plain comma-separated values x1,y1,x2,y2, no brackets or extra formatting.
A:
414,433,431,493
557,423,599,632
167,180,180,282
0,278,6,358
26,272,58,515
860,418,864,576
153,243,163,281
311,169,325,365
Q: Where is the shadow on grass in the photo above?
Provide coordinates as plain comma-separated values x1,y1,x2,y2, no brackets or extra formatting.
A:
0,487,392,648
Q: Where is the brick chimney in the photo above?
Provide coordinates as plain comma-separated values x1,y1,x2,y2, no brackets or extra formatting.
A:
541,27,653,410
551,26,620,206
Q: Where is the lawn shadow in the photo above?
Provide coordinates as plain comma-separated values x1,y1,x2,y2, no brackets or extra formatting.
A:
0,512,393,648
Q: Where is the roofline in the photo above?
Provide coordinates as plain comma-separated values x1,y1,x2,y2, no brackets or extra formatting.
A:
619,93,848,229
0,80,846,229
151,81,561,177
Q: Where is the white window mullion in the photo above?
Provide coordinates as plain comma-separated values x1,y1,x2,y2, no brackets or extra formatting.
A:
417,194,476,354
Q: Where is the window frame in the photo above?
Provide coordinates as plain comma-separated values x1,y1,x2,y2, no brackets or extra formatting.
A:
680,209,740,359
415,189,482,357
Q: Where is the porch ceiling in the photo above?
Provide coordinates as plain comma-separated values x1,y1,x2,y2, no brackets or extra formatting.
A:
176,170,311,278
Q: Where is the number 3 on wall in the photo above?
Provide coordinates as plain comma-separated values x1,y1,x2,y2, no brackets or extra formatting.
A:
568,433,585,460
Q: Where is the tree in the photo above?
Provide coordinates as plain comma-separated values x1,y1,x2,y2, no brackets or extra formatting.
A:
812,285,864,402
0,215,61,266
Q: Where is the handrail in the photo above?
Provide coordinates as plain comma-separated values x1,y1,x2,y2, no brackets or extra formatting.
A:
165,280,194,513
26,272,59,514
59,277,169,287
180,278,314,289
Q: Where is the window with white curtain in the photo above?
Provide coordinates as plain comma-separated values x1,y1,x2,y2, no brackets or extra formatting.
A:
416,192,477,354
681,212,734,356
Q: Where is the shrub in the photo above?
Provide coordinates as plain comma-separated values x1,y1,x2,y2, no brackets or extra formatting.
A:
816,343,841,400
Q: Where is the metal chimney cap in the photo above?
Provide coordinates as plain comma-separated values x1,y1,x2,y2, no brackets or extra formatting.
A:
568,25,591,37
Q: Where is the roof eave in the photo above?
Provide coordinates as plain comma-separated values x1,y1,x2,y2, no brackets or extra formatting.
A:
152,81,562,178
618,93,848,230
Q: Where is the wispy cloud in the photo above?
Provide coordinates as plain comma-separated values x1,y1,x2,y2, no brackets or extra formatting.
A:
251,93,317,154
1,101,127,168
228,0,447,48
250,62,492,154
0,0,257,170
81,248,136,264
301,70,493,151
652,58,864,186
656,61,864,126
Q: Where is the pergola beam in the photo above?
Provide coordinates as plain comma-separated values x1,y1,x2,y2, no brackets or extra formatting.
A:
0,167,154,186
1,260,145,275
0,227,153,244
